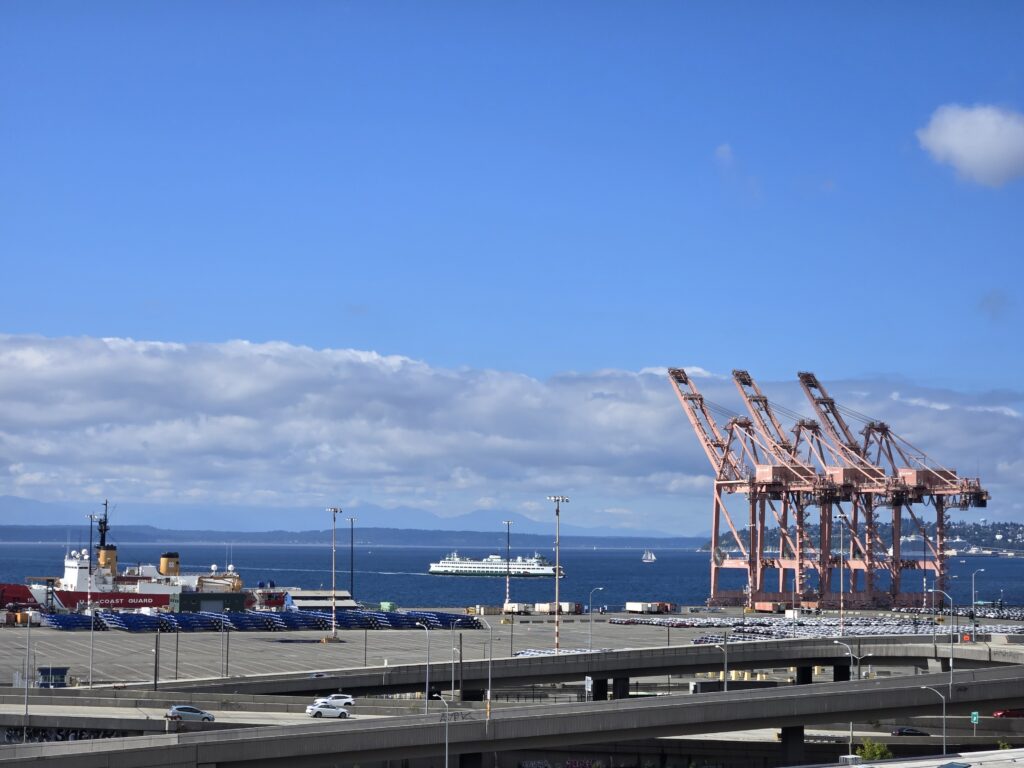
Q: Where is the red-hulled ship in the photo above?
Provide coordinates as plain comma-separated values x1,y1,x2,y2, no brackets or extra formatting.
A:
0,501,285,612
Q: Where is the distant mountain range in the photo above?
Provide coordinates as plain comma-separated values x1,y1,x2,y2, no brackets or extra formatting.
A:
0,495,704,544
0,522,706,550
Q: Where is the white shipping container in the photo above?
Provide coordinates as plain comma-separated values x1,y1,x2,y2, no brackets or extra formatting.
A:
625,602,657,614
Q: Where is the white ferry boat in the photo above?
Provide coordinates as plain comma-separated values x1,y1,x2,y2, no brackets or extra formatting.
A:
428,552,563,578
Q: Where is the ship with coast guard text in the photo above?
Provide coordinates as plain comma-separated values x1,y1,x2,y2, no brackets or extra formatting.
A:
428,551,563,578
0,501,287,613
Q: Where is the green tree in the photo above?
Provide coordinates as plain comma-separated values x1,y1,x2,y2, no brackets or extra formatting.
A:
856,739,893,761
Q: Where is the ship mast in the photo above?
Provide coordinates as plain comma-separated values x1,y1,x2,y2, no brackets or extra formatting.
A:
97,499,110,550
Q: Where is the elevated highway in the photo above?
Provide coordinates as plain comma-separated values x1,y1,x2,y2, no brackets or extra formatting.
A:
128,635,1024,698
4,665,1024,767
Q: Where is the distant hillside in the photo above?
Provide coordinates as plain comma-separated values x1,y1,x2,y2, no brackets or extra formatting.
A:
0,495,690,539
0,524,706,550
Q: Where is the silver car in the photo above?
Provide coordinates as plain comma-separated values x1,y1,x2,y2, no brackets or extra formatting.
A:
306,702,350,719
166,705,215,722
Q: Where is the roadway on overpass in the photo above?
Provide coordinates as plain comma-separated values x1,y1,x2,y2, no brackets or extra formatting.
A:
138,635,1024,697
3,665,1024,767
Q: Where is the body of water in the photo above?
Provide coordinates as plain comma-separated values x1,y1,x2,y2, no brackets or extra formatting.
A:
1,542,1021,609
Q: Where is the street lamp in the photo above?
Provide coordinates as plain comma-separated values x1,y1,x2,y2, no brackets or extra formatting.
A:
326,506,341,641
832,640,873,680
920,685,947,755
928,588,955,697
832,640,866,756
415,622,431,714
477,618,493,722
589,587,604,651
714,630,729,691
434,693,450,768
348,516,357,598
971,568,985,641
502,520,513,609
450,622,460,702
546,495,569,654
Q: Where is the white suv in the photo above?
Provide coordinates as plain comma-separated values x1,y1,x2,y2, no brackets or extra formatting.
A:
313,693,355,707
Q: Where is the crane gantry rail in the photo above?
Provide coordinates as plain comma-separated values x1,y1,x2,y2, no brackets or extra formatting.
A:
668,368,989,610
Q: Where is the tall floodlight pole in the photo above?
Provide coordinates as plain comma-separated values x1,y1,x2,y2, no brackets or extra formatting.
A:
920,686,947,755
546,495,568,654
503,520,513,608
348,516,357,598
971,568,984,641
589,586,604,651
415,622,430,714
326,507,341,640
928,588,955,698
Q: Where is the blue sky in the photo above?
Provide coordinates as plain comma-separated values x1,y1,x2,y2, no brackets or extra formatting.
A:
1,4,1022,533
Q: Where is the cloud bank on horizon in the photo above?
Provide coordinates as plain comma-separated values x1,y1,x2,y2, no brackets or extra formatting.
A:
1,335,1020,534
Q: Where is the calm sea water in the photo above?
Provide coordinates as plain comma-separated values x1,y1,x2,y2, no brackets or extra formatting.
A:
2,542,1021,609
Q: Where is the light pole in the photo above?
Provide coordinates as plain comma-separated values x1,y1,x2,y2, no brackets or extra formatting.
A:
547,495,568,654
435,693,450,768
326,506,341,641
415,622,430,714
834,514,845,636
87,513,99,689
22,611,30,742
450,622,460,702
971,568,984,641
589,587,604,651
928,588,955,697
920,685,947,755
478,618,493,722
349,516,357,598
714,630,729,691
833,640,873,680
503,520,513,609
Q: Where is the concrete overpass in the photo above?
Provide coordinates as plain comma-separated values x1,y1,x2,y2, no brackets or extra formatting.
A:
4,665,1024,767
123,635,1024,700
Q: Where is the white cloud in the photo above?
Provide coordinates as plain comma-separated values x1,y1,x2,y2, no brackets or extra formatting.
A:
0,335,1020,532
714,143,734,167
890,391,951,411
917,104,1024,187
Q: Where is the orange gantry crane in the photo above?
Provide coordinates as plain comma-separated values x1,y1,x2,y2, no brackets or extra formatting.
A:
668,368,989,610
